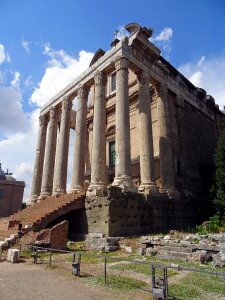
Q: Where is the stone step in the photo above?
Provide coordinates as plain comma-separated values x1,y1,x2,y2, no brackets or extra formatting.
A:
162,245,193,254
157,250,190,261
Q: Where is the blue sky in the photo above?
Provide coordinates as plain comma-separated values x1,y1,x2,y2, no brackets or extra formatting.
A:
0,0,225,200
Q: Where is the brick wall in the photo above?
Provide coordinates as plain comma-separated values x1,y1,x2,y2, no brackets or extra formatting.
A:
0,181,25,217
50,220,68,249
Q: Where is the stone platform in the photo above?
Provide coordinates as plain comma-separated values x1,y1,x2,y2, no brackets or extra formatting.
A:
85,187,198,237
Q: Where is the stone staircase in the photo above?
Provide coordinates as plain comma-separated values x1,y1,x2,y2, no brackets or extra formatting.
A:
0,192,85,248
157,244,193,261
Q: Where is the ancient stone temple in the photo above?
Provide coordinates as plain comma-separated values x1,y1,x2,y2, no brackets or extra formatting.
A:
28,23,223,237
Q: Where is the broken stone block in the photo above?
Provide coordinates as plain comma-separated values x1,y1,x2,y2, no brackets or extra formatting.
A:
105,245,118,252
0,241,8,248
213,252,225,267
123,246,132,253
190,250,212,264
145,247,158,256
7,249,20,263
137,247,145,256
89,233,103,238
164,235,170,240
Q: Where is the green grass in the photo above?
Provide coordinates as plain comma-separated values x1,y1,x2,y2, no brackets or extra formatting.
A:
83,274,147,292
169,272,225,299
67,250,120,264
112,262,177,277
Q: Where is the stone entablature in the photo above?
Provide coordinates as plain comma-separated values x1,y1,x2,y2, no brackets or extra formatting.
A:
28,22,222,205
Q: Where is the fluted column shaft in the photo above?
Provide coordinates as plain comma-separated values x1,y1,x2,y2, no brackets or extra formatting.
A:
29,115,48,204
39,107,58,199
70,86,88,192
53,97,72,196
112,57,135,192
158,84,175,190
87,71,107,196
137,71,157,193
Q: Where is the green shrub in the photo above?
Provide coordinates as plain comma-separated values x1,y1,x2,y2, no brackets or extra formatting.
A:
196,214,225,234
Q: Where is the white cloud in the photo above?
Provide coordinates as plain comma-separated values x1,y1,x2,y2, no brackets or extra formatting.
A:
115,25,129,40
150,27,173,59
0,46,94,202
179,54,225,108
22,40,31,54
189,71,202,86
0,86,27,133
30,45,94,106
10,71,20,88
0,44,6,65
24,75,33,88
155,27,173,41
0,108,40,201
197,55,205,67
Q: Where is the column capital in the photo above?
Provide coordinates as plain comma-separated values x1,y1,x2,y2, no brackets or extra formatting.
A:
175,94,185,108
49,106,56,119
94,71,107,86
158,83,168,98
77,85,89,100
39,114,48,127
62,97,72,111
115,57,129,71
136,70,150,86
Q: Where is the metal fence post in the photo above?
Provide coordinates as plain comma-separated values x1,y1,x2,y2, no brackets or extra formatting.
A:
49,250,52,267
104,257,107,285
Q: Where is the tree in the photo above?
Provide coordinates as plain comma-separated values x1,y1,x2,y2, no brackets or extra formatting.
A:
212,118,225,215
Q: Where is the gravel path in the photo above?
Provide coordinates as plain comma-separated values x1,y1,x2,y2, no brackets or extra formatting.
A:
0,261,119,300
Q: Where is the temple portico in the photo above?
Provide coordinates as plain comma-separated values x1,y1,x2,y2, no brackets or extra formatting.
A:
28,22,220,211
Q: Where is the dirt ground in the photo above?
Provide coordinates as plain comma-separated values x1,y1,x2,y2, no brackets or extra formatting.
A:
0,260,152,300
0,261,118,300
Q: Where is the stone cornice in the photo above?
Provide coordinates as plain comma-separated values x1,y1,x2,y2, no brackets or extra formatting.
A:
40,32,217,121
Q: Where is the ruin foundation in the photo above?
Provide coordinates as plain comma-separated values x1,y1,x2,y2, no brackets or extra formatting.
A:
85,187,198,237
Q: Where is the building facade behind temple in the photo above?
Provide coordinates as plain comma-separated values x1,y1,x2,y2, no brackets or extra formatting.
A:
0,163,25,218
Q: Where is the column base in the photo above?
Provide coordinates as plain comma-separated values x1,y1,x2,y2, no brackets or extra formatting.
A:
70,186,85,194
38,192,51,202
159,186,180,199
27,195,39,206
86,183,107,197
138,182,159,195
112,175,137,193
52,189,66,197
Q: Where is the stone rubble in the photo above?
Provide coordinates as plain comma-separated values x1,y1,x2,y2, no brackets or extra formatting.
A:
138,232,225,267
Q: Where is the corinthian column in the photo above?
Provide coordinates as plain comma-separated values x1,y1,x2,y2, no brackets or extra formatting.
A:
53,97,72,196
28,114,48,205
70,86,88,192
39,107,58,200
157,84,175,192
87,71,107,196
112,57,135,192
137,70,157,194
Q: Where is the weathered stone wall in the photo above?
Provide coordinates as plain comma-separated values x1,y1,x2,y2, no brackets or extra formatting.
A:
181,101,218,195
85,188,198,237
